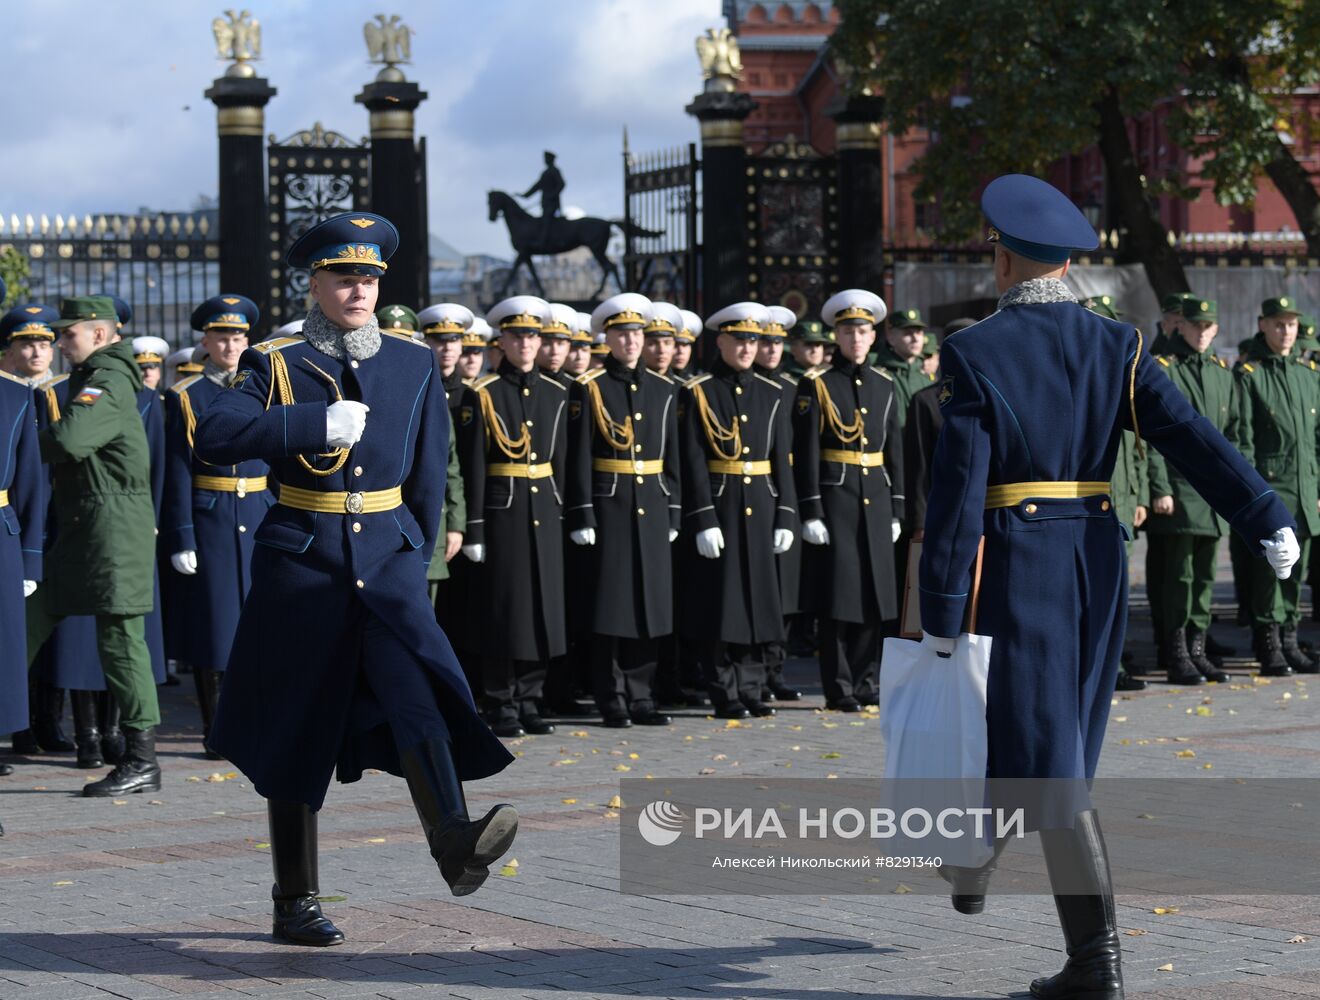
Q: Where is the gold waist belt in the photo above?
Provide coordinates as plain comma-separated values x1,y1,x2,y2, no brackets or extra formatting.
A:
279,483,403,515
984,481,1111,509
488,462,554,479
593,458,664,475
193,474,268,497
0,489,7,507
707,459,772,476
822,449,884,467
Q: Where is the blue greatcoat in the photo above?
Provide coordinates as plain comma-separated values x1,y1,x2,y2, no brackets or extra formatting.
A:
162,374,270,671
0,375,44,734
920,293,1293,783
193,332,513,810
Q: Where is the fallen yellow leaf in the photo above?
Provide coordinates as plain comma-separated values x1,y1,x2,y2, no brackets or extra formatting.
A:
186,775,202,782
52,881,73,887
561,798,577,805
254,842,270,849
1287,934,1310,944
606,794,623,808
892,883,912,894
1153,906,1179,915
614,764,631,772
498,863,519,877
1125,929,1148,936
1174,750,1196,759
366,837,386,844
821,752,841,759
725,719,743,728
1156,963,1174,972
628,752,640,759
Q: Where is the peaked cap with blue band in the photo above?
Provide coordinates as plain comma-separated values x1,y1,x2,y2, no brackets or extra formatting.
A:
981,174,1099,264
98,292,133,328
1,303,59,343
191,293,259,333
286,212,399,275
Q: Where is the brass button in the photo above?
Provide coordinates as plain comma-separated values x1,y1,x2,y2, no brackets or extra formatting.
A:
861,407,868,414
352,522,362,533
630,384,638,392
739,414,748,423
525,419,534,427
235,477,248,497
636,476,644,484
355,579,365,589
743,476,752,484
634,412,643,420
745,506,753,516
855,379,863,386
1100,500,1111,512
238,525,247,533
864,498,871,506
862,468,869,476
533,519,540,526
735,386,743,395
742,446,751,454
350,360,359,369
530,485,539,493
637,507,645,516
522,387,530,396
1025,503,1038,514
353,466,363,477
529,452,538,461
634,444,643,453
861,437,869,445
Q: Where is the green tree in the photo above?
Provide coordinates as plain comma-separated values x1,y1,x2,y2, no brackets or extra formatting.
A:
0,246,30,309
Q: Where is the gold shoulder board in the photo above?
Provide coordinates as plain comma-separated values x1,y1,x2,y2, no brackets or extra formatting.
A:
253,336,305,355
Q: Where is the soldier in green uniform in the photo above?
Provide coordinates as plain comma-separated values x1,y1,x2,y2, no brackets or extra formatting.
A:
1151,292,1190,357
1235,295,1320,674
377,304,420,339
24,296,162,797
784,319,831,379
873,307,936,426
1144,297,1235,684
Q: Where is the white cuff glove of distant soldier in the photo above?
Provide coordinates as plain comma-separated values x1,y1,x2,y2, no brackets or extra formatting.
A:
772,528,794,554
892,518,902,544
920,630,957,658
326,400,370,449
461,543,485,564
570,528,596,546
171,550,198,575
1261,526,1300,580
696,526,725,559
23,580,36,598
802,519,830,545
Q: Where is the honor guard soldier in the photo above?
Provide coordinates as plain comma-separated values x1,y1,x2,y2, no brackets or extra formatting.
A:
537,302,576,384
26,296,163,797
456,295,578,737
876,307,937,425
753,305,805,701
1,303,59,388
641,301,679,378
377,304,420,339
565,312,594,377
417,303,473,401
588,330,609,368
670,310,703,383
569,293,682,727
920,175,1296,1000
455,317,490,382
1144,296,1235,684
680,302,797,717
193,213,516,946
162,294,270,757
794,289,904,711
1235,295,1320,674
134,336,169,392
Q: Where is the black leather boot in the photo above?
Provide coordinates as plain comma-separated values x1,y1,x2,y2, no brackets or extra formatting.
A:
1254,624,1293,677
1280,626,1319,674
400,737,518,897
1163,628,1203,685
32,682,75,752
1029,811,1124,1000
1185,628,1230,683
938,837,1009,914
11,678,42,755
98,692,126,765
83,726,162,797
70,690,103,769
268,800,344,946
193,668,226,759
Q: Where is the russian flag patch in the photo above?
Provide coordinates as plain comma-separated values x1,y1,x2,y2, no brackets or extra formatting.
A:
74,387,103,405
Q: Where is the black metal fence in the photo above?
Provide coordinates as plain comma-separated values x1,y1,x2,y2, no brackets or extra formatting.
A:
623,141,700,311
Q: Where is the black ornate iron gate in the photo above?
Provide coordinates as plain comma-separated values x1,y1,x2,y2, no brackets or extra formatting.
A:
623,140,700,311
266,123,371,326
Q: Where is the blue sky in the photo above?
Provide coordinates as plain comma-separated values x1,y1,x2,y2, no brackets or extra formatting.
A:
1,0,717,257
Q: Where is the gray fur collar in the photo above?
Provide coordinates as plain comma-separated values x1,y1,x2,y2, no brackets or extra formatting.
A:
302,303,381,361
997,277,1077,311
203,358,233,388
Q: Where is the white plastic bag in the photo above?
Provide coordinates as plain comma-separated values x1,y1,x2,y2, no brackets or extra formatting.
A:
878,633,993,867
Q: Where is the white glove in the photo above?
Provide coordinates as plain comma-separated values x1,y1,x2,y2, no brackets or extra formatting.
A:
772,528,794,554
326,400,370,449
23,580,36,598
171,550,198,575
668,528,678,543
892,518,902,544
695,526,725,559
461,543,485,563
920,630,957,658
1261,526,1300,580
570,527,596,546
802,518,830,545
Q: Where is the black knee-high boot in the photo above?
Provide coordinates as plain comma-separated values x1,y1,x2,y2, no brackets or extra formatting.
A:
70,690,103,769
32,682,74,752
98,692,125,765
268,800,344,947
937,836,1010,915
192,669,224,760
399,736,518,897
1029,810,1124,1000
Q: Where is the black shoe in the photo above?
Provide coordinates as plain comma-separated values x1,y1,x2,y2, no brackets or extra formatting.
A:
268,800,345,947
767,682,802,701
490,716,525,739
1186,628,1231,683
0,763,13,776
83,727,162,797
1113,669,1147,692
9,730,39,756
70,690,103,769
746,701,777,718
827,697,862,713
761,689,776,702
1254,624,1293,677
715,704,751,720
602,713,633,729
937,838,1008,915
1163,628,1204,686
630,709,672,726
1280,626,1319,674
519,714,555,736
856,692,879,707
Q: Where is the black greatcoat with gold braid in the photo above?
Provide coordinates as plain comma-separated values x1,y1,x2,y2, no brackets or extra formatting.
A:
763,364,803,616
456,361,579,661
433,368,480,660
793,355,905,622
567,356,682,638
678,360,798,644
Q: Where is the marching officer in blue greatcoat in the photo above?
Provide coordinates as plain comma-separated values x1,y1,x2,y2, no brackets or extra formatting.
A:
919,175,1296,1000
163,294,271,759
193,213,516,948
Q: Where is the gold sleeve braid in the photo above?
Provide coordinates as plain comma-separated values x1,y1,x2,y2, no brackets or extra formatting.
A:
267,351,351,477
812,374,864,445
690,382,742,460
476,385,531,460
44,387,61,424
586,377,635,452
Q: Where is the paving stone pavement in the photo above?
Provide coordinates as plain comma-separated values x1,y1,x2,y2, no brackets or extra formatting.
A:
3,556,1319,999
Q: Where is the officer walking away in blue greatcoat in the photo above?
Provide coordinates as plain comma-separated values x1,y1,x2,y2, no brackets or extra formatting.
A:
919,175,1297,1000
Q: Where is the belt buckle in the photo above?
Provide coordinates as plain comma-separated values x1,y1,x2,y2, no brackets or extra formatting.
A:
858,453,871,467
742,460,754,474
345,491,365,515
235,477,248,498
634,460,645,473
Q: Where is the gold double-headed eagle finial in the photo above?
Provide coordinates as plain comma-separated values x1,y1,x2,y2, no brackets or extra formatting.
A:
212,9,261,78
695,27,743,93
364,13,414,81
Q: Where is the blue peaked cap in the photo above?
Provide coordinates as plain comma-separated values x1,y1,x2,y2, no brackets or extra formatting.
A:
982,174,1099,264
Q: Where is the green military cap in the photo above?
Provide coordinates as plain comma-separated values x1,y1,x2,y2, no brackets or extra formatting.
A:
377,304,419,335
889,308,926,329
790,319,834,344
1295,313,1320,351
1160,292,1192,313
1082,295,1120,321
52,295,119,329
1260,296,1301,319
1180,296,1217,323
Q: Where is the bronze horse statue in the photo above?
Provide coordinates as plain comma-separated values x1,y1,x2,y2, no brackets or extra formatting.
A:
487,190,662,301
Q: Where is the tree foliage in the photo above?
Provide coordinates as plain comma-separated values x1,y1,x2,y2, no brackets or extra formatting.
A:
0,247,30,309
